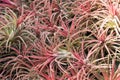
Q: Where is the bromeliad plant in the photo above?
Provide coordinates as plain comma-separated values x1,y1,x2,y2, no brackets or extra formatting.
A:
0,7,36,51
0,0,120,80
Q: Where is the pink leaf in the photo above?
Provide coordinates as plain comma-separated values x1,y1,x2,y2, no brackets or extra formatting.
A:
108,0,118,16
0,0,17,8
70,16,76,33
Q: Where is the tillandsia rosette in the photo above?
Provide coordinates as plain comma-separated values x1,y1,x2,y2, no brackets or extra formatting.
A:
0,0,120,80
100,15,120,36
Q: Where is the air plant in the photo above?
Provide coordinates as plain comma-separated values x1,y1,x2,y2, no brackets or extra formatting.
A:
0,0,120,80
0,8,36,51
0,0,17,9
0,45,42,80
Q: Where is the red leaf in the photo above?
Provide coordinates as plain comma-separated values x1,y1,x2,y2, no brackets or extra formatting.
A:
98,31,106,42
0,0,17,8
51,1,60,12
80,1,91,12
17,13,28,26
108,0,118,16
70,16,76,33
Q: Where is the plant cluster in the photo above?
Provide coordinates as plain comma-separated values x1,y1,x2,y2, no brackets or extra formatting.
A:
0,0,120,80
